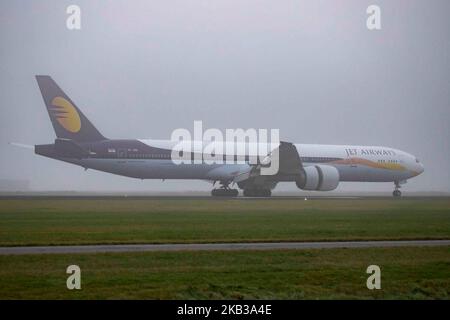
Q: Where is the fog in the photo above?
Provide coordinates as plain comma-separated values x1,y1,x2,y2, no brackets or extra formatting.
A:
1,0,449,193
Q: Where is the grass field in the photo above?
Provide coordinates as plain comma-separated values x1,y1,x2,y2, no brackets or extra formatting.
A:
0,246,449,299
0,199,449,246
1,198,449,299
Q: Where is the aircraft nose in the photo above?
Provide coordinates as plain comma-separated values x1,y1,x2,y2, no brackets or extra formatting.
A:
409,154,424,176
418,162,424,174
412,158,424,176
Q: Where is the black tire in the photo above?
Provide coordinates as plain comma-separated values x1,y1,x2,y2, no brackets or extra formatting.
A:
393,190,401,197
211,189,238,197
243,189,271,197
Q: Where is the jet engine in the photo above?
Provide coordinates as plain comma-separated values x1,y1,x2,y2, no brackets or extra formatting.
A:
295,165,340,191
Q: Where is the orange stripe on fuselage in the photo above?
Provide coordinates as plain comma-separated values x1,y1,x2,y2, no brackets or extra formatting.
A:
330,158,406,171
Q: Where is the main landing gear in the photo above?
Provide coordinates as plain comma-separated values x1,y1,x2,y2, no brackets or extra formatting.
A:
393,181,402,197
211,182,239,197
243,188,272,197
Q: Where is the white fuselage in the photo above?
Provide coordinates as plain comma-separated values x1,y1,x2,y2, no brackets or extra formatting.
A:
296,144,423,182
70,140,424,184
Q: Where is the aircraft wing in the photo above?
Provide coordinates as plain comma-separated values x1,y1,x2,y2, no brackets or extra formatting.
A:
232,141,304,184
271,141,304,177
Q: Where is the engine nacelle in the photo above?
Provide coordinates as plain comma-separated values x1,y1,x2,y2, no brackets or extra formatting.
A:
295,165,340,191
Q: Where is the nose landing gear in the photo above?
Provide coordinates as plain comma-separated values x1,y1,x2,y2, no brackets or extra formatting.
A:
393,181,402,197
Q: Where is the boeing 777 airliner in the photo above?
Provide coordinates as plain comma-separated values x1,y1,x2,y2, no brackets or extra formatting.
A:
25,76,424,197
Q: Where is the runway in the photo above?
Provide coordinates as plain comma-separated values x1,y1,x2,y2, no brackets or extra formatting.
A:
1,195,449,201
1,240,449,255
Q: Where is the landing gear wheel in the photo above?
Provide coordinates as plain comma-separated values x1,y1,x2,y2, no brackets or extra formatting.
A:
393,181,402,198
211,188,238,197
243,189,271,197
211,181,238,197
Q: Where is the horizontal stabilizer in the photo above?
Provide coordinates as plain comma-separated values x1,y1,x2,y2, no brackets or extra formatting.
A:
9,142,34,150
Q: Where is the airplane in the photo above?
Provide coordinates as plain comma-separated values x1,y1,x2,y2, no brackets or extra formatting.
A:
25,75,424,197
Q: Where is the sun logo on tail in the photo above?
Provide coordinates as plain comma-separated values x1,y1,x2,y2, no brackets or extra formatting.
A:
49,97,81,133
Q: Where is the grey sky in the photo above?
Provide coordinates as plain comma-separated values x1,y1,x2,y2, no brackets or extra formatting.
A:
1,0,449,193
